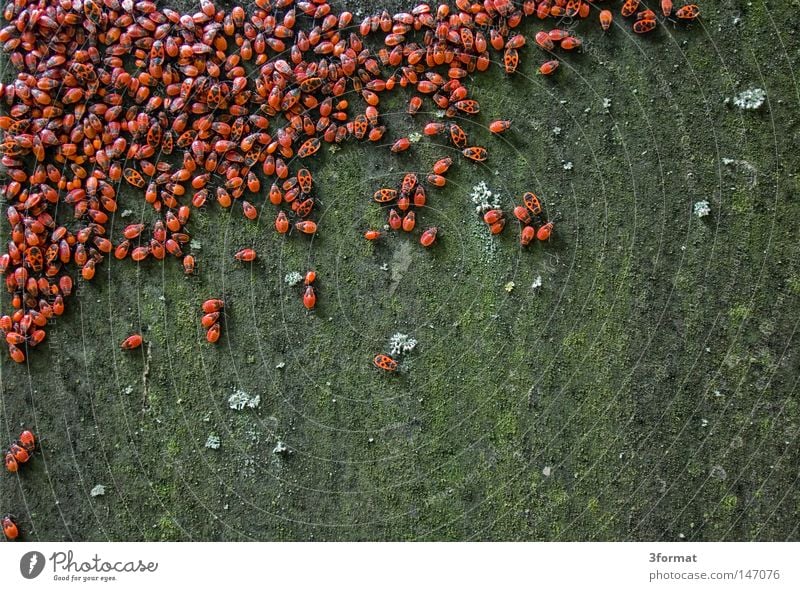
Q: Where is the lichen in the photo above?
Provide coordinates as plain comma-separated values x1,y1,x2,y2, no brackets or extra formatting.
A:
284,271,303,286
389,333,417,356
470,181,500,213
228,388,261,410
694,200,711,218
733,88,766,110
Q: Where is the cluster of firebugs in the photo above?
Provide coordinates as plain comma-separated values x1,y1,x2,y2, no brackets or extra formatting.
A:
0,0,700,538
0,0,702,369
2,430,35,540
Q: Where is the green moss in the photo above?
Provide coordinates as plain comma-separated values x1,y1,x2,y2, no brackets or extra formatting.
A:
1,1,799,543
721,494,739,513
728,304,752,323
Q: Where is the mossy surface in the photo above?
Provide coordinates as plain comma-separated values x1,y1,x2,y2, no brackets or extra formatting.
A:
1,0,799,541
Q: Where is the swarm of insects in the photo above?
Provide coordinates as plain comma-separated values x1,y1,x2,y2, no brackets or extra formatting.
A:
302,270,317,310
0,0,702,366
201,299,224,343
3,430,35,474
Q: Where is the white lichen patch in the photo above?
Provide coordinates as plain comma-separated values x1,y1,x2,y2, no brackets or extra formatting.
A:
228,388,261,411
389,333,417,356
205,434,221,449
733,88,766,110
408,131,422,143
90,484,106,497
694,200,711,218
531,275,543,290
284,271,303,286
504,281,515,293
470,181,501,213
272,440,288,454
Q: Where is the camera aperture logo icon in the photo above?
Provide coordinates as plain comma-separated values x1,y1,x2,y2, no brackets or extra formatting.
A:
20,551,46,579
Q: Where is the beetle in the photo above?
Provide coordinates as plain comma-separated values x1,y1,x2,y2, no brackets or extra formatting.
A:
449,124,468,148
432,158,452,176
402,211,416,232
539,60,560,75
373,188,397,203
621,0,641,17
121,334,143,350
454,100,480,115
675,4,699,19
206,323,221,343
183,255,196,275
463,147,488,162
633,19,656,34
123,168,145,188
201,312,220,329
397,194,411,212
353,114,368,139
294,198,314,218
535,31,554,50
2,515,18,541
489,219,506,235
25,246,43,272
4,450,18,473
388,208,402,231
520,225,536,246
297,137,320,157
275,211,290,234
600,9,613,31
297,169,313,194
202,299,225,313
234,248,257,262
489,120,511,134
390,138,410,153
400,173,417,196
303,285,317,310
483,209,504,225
373,354,398,371
503,48,518,73
18,430,35,453
295,221,318,234
9,443,29,465
513,205,532,224
420,226,438,247
537,222,554,241
523,192,543,216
